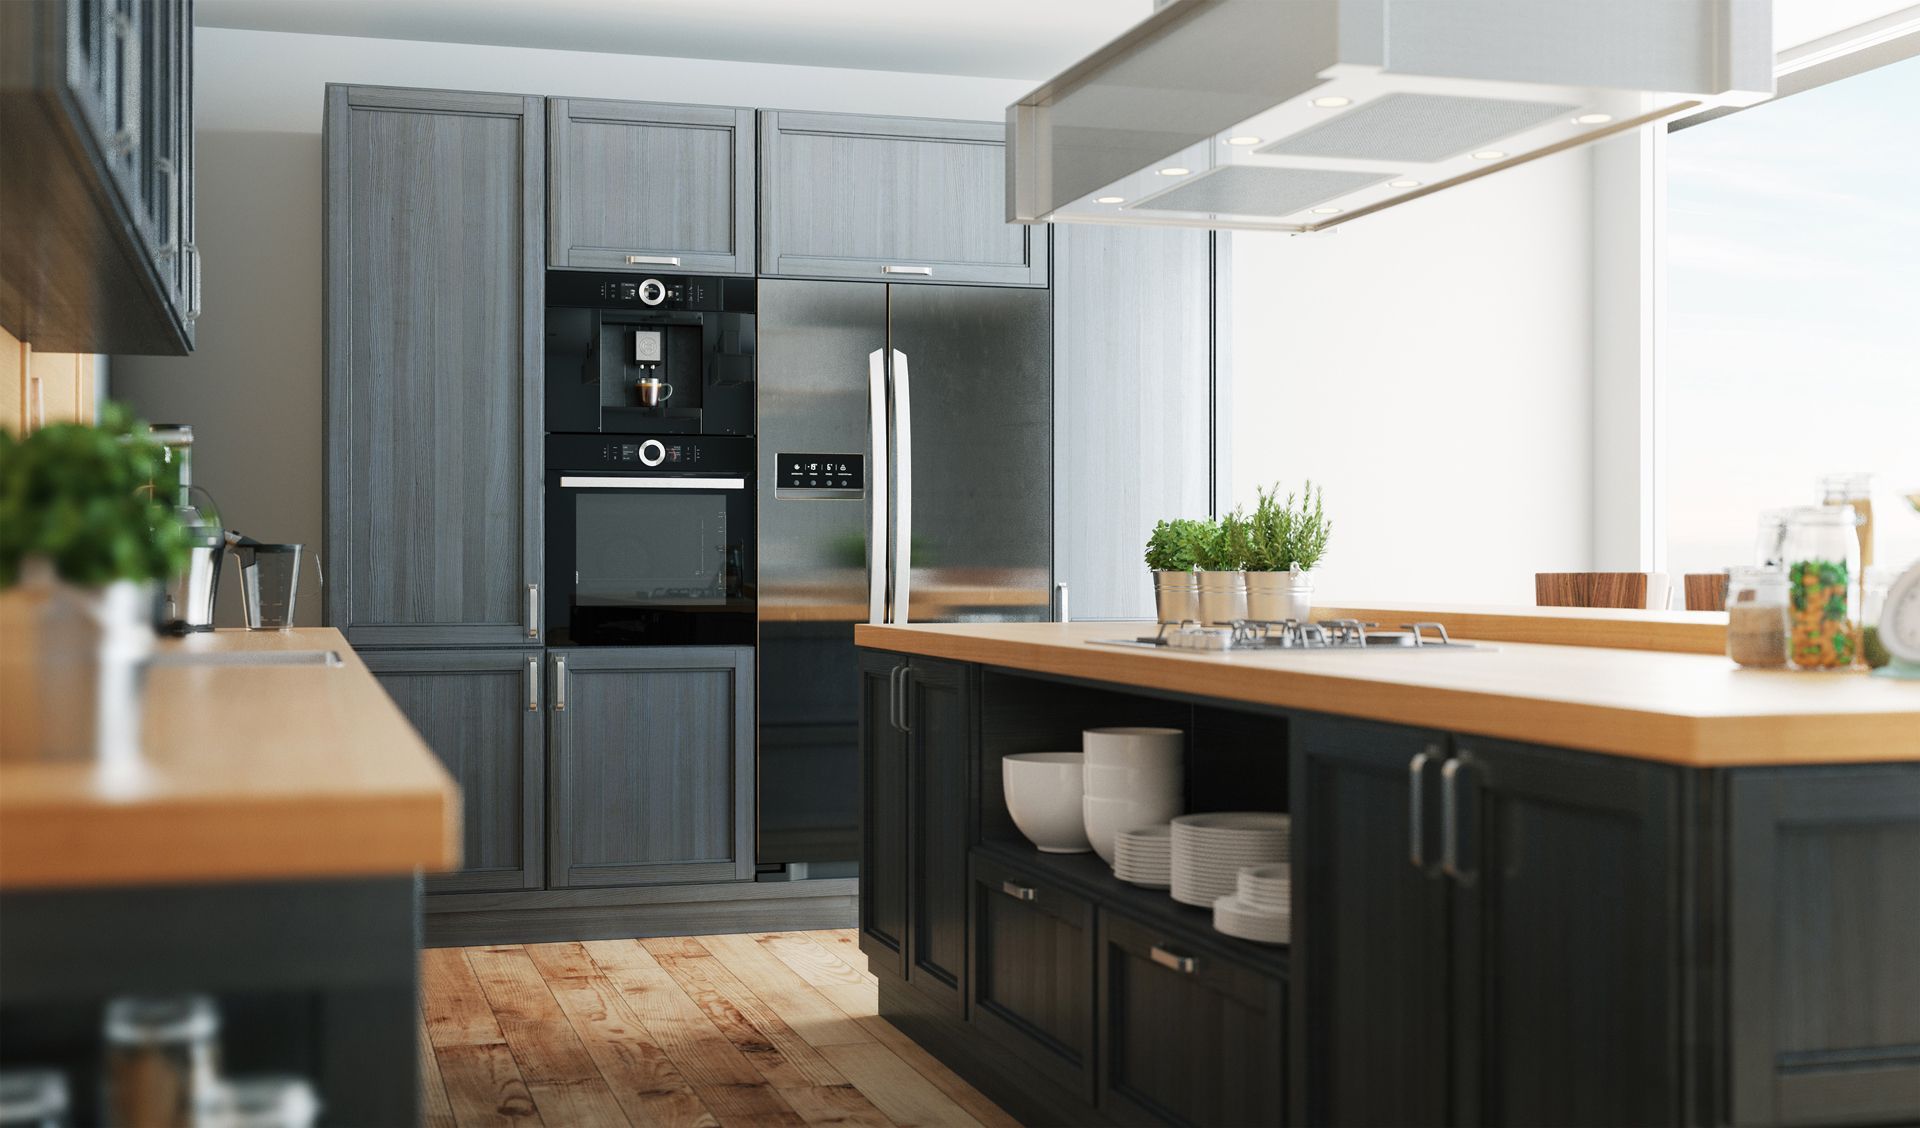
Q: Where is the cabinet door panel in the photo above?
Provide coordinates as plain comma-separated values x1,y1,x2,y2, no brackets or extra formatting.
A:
324,86,543,647
970,851,1095,1101
859,649,909,978
548,99,754,275
759,111,1047,287
1098,909,1285,1127
548,646,752,888
363,649,542,893
905,656,973,1014
1291,714,1452,1127
1452,738,1680,1128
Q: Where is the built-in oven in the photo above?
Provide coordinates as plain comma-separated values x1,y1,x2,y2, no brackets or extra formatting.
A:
544,433,755,647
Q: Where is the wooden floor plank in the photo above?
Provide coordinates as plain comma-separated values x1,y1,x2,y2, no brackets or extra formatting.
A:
434,1041,544,1128
547,974,720,1128
697,933,876,1047
421,948,507,1048
856,1016,1022,1128
643,937,860,1091
779,1083,898,1128
418,1012,457,1128
467,946,633,1127
756,932,881,1018
584,940,806,1127
819,1041,988,1128
815,929,875,980
524,940,599,981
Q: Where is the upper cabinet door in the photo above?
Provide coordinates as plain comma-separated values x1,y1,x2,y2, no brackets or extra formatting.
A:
323,86,544,648
547,98,755,276
759,110,1048,287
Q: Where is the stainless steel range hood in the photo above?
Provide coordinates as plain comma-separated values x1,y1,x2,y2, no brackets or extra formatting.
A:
1009,0,1774,232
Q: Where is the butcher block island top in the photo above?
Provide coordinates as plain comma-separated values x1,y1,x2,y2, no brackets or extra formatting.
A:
856,621,1920,767
0,628,460,890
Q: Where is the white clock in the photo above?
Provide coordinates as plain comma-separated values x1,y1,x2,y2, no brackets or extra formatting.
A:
1881,560,1920,666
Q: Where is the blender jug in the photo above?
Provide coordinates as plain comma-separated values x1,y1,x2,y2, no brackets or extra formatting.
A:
228,540,309,630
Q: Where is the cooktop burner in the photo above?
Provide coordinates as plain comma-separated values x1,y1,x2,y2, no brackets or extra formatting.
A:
1093,619,1488,653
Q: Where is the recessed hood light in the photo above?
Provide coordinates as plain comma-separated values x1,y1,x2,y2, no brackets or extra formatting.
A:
1095,196,1125,204
1158,166,1191,176
1225,136,1262,146
1310,206,1342,214
1575,112,1615,124
1388,179,1422,188
1310,96,1351,109
1471,150,1507,160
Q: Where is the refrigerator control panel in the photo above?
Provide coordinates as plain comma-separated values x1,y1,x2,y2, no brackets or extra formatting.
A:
775,453,863,499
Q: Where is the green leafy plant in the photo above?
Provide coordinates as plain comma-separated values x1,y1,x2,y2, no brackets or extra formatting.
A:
1191,511,1252,572
0,404,189,587
1143,518,1210,572
1246,481,1332,572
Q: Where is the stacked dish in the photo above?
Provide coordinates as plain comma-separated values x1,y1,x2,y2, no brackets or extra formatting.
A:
1170,812,1290,907
1212,863,1291,944
1112,825,1172,888
1081,727,1185,864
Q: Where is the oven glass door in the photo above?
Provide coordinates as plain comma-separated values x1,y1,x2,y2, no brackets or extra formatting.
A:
550,473,755,645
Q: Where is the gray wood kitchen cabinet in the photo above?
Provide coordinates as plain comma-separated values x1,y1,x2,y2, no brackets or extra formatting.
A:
547,98,755,275
758,110,1048,287
1053,224,1214,620
362,649,544,894
322,85,544,648
546,647,754,888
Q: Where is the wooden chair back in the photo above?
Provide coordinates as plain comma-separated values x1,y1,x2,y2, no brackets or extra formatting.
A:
1535,572,1659,609
1682,572,1730,612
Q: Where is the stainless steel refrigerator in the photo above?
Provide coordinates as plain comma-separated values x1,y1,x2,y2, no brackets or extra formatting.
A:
756,280,1053,868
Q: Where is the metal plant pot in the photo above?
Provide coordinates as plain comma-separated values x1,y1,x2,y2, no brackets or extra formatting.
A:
1152,570,1200,624
1246,567,1314,623
1196,570,1249,626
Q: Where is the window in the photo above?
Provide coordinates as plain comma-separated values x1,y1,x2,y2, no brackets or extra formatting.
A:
1664,54,1920,583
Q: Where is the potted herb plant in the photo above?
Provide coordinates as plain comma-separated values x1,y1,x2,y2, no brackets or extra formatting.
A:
0,406,188,762
1245,481,1332,623
1143,518,1208,623
1193,510,1252,625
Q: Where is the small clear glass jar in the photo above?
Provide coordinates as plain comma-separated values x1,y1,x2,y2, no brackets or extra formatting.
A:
104,995,220,1128
1754,508,1792,568
1782,506,1862,670
1862,566,1896,669
1820,472,1874,568
1725,566,1789,669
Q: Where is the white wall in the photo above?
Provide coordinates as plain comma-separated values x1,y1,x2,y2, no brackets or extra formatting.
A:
111,27,1034,625
1223,150,1596,604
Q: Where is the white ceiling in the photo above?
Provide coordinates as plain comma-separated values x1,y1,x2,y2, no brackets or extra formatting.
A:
194,0,1157,81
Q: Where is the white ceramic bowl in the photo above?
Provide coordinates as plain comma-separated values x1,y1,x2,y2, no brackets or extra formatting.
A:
1082,727,1185,769
1003,752,1092,854
1083,760,1184,801
1083,793,1184,864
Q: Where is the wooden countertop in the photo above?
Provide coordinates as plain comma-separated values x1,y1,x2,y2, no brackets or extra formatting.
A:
855,621,1920,768
0,628,460,890
1310,601,1727,654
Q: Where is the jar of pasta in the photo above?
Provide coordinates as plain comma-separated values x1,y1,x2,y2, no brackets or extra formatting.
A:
1782,506,1861,670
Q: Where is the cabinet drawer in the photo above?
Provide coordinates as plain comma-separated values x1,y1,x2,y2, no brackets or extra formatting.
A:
969,851,1096,1102
1098,909,1286,1127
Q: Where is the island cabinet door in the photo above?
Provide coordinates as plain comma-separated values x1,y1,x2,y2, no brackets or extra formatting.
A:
1290,714,1453,1127
1728,767,1920,1128
968,851,1097,1102
1096,910,1286,1127
858,649,910,978
1448,737,1682,1128
363,649,544,893
901,656,977,1016
545,647,754,888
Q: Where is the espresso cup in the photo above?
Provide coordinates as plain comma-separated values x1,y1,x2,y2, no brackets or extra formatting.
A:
636,379,673,408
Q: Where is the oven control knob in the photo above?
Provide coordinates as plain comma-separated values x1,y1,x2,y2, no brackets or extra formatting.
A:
636,278,667,306
638,439,666,467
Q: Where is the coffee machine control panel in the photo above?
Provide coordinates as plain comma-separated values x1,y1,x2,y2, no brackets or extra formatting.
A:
546,269,754,313
774,453,864,500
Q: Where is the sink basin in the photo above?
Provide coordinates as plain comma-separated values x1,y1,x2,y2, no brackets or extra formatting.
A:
152,650,343,668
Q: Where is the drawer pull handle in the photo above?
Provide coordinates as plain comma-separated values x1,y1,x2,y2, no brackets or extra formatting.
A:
1000,881,1036,902
1150,945,1197,975
626,254,681,266
882,265,933,276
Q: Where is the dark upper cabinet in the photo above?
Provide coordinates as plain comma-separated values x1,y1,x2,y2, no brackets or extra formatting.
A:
1450,736,1682,1128
859,649,909,978
1290,714,1452,1128
1728,766,1920,1128
969,850,1097,1103
546,647,754,889
1097,909,1287,1127
0,0,196,354
547,98,755,276
758,110,1048,287
362,649,544,894
322,85,544,648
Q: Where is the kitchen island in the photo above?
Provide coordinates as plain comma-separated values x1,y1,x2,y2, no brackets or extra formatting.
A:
0,628,459,1123
855,620,1920,1128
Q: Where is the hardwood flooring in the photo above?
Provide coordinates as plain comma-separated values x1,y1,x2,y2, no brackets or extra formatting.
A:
419,929,1017,1128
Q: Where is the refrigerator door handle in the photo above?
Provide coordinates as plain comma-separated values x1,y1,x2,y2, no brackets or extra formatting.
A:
890,348,913,625
868,348,890,626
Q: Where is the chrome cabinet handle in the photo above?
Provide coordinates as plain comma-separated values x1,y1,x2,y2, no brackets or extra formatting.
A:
186,244,201,321
526,657,540,712
552,655,568,712
887,665,904,732
626,254,681,266
896,665,911,733
1441,757,1476,884
881,265,933,276
1150,946,1197,975
1409,746,1436,870
1000,882,1037,902
1055,582,1071,623
526,583,539,638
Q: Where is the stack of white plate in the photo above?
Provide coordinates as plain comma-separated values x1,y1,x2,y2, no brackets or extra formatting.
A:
1236,863,1290,912
1112,825,1172,888
1170,812,1290,907
1081,727,1184,865
1213,892,1290,945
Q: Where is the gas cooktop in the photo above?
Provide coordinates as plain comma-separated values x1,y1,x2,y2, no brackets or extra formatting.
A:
1093,619,1488,653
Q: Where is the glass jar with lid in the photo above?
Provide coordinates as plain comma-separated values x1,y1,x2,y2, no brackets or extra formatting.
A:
1725,566,1789,668
1782,506,1861,670
1820,472,1874,567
